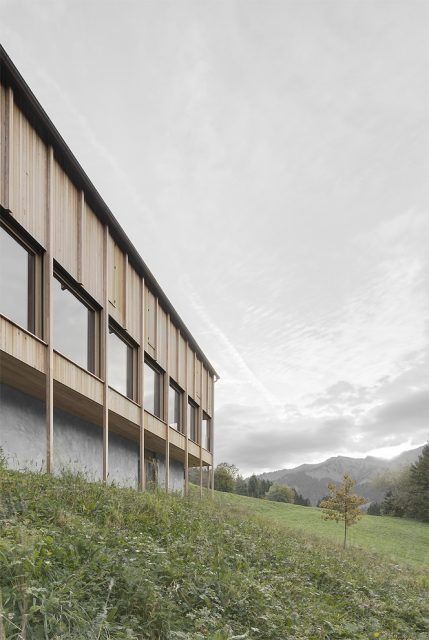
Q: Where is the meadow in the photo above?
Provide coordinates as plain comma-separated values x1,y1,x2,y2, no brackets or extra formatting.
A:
214,491,429,569
0,466,428,639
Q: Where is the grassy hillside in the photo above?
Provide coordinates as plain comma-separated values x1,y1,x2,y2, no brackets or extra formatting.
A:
0,468,428,639
214,491,429,569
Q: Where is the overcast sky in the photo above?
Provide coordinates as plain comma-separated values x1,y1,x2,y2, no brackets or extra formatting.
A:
2,0,428,475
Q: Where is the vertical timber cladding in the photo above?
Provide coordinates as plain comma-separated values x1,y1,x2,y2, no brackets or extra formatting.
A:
0,51,218,490
7,94,48,245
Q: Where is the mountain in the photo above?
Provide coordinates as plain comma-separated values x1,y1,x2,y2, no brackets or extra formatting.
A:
258,446,424,505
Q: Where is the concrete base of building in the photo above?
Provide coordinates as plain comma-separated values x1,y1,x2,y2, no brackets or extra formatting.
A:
0,383,185,492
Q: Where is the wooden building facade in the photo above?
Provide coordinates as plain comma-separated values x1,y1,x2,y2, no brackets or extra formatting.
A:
0,47,217,494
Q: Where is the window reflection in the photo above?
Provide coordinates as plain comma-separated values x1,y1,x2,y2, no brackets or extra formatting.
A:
53,277,95,372
188,400,198,443
108,329,133,398
0,226,35,332
202,413,211,451
169,384,182,431
144,361,162,418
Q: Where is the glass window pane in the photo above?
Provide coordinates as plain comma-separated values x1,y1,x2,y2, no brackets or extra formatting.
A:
144,362,161,418
0,226,30,330
169,385,181,430
53,278,89,370
188,401,198,443
202,414,211,451
109,330,129,397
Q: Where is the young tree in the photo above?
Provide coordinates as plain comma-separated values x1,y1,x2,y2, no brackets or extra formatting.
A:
214,463,238,493
266,483,295,503
319,474,366,548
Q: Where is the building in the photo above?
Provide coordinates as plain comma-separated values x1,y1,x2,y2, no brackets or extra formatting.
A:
0,47,217,494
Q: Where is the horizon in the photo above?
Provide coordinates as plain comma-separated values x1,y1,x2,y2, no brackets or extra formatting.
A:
1,1,428,476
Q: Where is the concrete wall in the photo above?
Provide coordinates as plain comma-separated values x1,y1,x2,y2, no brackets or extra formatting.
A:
0,383,184,491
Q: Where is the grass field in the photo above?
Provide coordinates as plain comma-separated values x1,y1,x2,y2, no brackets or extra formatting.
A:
214,491,429,569
1,467,428,639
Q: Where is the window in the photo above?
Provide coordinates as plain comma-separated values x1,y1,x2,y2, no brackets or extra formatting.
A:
108,325,135,399
0,223,40,334
53,275,97,373
169,383,182,432
201,413,211,451
188,399,198,443
144,360,163,418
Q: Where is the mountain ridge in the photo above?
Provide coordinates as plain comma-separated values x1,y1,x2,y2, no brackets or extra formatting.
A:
257,445,424,505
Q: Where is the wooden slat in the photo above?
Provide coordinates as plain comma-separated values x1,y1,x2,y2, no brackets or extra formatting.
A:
77,190,84,283
52,158,79,278
9,97,48,246
82,203,104,304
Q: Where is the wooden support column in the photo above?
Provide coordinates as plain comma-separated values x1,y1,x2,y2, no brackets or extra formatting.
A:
102,225,109,483
45,146,54,473
184,341,189,497
139,279,146,491
199,362,203,498
164,314,170,493
211,378,216,497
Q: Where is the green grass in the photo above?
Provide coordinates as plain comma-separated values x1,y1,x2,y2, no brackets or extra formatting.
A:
1,467,428,640
214,491,429,569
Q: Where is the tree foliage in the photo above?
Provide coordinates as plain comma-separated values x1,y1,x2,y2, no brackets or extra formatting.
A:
378,443,429,522
319,474,366,548
266,483,295,503
213,462,238,493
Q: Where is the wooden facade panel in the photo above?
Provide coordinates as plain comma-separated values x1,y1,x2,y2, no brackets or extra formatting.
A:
145,286,156,358
108,235,125,325
109,387,140,425
0,316,46,372
82,204,104,304
53,352,103,404
169,427,185,449
52,158,79,277
168,322,178,383
195,358,202,402
202,366,208,413
126,263,141,344
207,374,214,417
0,84,6,207
201,448,213,466
178,333,187,389
187,345,195,399
9,103,47,246
188,439,200,460
157,305,168,370
144,410,167,440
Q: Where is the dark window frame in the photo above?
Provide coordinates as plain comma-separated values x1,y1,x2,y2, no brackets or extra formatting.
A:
108,318,138,401
188,398,199,444
144,356,164,419
202,411,211,452
168,379,183,433
0,213,43,337
53,266,100,375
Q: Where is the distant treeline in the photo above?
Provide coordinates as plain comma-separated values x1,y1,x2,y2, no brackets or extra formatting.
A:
190,463,310,505
366,442,429,522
